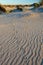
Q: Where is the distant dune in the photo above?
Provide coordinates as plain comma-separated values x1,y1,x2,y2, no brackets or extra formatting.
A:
0,5,16,13
0,3,43,13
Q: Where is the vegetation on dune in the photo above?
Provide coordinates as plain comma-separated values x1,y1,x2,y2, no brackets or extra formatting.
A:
16,5,23,11
0,5,15,13
0,1,43,14
40,0,43,6
0,5,10,13
38,0,43,6
33,3,40,8
0,5,6,13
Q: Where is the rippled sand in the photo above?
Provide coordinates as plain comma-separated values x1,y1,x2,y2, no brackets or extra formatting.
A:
0,10,43,65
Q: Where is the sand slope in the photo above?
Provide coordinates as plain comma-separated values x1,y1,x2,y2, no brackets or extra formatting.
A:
0,10,43,65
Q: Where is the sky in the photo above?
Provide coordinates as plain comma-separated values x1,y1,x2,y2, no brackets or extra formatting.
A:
0,0,40,5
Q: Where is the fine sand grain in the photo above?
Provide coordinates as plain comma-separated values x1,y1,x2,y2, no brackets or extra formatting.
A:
0,10,43,65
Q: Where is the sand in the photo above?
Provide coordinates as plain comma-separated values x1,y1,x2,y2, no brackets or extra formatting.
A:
0,9,43,65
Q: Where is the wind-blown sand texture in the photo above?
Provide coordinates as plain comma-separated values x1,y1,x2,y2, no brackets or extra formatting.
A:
0,8,43,65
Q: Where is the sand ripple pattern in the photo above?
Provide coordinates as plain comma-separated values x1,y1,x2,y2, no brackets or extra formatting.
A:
0,23,43,65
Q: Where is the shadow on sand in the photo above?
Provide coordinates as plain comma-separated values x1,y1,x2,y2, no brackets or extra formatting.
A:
41,59,43,65
11,9,23,12
30,7,43,13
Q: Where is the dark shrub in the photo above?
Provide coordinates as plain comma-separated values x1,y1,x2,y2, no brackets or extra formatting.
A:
33,3,40,8
0,6,6,12
16,5,23,11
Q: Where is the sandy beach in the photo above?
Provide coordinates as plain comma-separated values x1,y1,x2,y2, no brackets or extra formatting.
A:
0,7,43,65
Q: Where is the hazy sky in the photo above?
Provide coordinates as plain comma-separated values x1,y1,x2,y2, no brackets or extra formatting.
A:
0,0,40,5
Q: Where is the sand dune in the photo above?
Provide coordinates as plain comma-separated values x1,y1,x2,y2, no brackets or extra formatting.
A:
0,10,43,65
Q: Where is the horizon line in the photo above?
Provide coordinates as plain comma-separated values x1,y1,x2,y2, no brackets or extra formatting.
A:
0,3,39,5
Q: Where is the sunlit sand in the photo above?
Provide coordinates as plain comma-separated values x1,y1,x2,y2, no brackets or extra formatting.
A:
0,6,43,65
